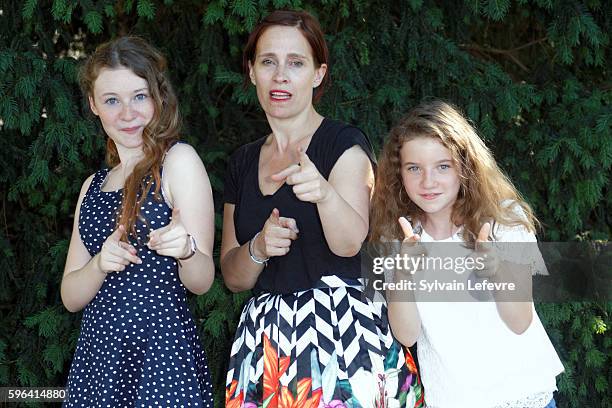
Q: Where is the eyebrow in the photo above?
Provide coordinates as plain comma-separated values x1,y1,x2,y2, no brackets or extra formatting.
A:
100,88,148,97
403,159,453,165
257,52,308,59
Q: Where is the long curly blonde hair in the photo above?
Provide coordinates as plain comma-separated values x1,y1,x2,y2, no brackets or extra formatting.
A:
370,100,538,244
79,36,181,239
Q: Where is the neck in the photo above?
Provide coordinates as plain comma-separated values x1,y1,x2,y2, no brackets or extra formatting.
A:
114,144,144,179
423,210,457,240
266,107,323,153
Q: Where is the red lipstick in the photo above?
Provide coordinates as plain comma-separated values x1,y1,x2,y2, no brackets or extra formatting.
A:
270,90,292,101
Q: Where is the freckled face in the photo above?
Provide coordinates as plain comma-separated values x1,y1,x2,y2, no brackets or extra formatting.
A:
400,137,462,220
89,67,154,150
249,25,327,120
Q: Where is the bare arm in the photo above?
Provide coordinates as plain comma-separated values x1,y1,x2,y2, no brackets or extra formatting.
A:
476,223,533,334
220,204,263,292
154,143,215,295
61,175,142,312
491,262,533,334
387,217,423,347
318,146,374,256
275,145,374,257
220,205,298,292
387,279,422,347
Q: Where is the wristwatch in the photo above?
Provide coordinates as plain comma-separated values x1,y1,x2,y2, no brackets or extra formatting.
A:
179,234,197,260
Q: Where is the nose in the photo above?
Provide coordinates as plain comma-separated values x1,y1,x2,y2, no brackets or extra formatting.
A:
421,169,437,189
120,102,136,121
273,64,288,83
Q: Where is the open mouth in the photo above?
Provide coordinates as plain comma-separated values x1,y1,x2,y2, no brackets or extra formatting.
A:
270,90,292,101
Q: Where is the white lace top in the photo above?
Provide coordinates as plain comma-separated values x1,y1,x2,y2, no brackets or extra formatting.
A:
413,219,564,408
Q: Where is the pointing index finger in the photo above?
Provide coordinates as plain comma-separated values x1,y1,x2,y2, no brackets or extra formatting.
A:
269,208,281,225
109,225,125,242
271,164,301,182
298,147,311,166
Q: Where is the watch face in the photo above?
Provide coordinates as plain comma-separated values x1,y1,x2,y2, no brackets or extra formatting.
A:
189,234,197,253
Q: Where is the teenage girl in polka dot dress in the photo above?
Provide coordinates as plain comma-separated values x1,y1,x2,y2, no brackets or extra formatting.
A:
60,37,215,407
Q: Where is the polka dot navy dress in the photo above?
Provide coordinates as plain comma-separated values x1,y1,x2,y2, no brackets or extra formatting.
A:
63,168,214,407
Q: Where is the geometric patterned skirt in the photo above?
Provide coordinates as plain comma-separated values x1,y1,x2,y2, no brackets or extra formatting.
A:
225,276,424,407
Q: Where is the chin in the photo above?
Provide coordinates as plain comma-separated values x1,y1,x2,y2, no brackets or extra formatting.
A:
114,138,144,150
414,201,446,214
265,103,306,119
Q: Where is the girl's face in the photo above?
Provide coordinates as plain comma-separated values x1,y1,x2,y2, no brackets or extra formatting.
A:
89,67,154,151
249,25,327,120
400,137,461,220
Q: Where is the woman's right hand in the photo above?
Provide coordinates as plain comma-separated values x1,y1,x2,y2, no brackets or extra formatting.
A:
96,225,142,274
253,208,299,259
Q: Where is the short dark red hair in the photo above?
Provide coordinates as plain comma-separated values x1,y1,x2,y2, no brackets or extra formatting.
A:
243,10,330,103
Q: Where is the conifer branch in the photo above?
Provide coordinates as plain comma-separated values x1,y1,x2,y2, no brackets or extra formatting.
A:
459,37,548,72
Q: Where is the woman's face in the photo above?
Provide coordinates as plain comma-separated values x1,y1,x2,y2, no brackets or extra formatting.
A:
400,137,462,220
89,67,154,150
249,25,327,120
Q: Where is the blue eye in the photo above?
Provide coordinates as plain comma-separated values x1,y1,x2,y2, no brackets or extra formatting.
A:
262,59,274,66
439,164,451,170
407,166,420,173
104,97,119,105
134,93,148,101
290,60,304,67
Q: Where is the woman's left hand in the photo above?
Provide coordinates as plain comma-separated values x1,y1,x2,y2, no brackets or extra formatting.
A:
473,222,500,278
271,148,332,203
147,208,192,259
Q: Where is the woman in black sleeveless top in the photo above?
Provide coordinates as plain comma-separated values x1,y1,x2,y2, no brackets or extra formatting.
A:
221,10,423,407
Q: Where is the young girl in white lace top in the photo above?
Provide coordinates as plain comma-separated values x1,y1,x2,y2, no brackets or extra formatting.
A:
370,100,564,408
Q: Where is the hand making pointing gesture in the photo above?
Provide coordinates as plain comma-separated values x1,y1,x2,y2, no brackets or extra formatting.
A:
97,225,142,274
271,148,331,203
253,208,299,259
147,208,193,259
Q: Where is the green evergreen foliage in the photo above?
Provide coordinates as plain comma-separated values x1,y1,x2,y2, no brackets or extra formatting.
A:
1,1,609,406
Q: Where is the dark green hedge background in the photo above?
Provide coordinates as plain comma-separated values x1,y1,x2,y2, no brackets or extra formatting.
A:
1,0,610,407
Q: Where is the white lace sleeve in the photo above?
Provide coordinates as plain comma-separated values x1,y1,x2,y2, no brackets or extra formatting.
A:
492,203,548,276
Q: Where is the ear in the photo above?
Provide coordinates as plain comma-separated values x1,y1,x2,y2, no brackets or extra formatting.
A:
88,95,99,116
313,63,327,88
248,61,256,86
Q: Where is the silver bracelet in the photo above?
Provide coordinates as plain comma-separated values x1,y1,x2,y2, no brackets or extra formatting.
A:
249,231,270,265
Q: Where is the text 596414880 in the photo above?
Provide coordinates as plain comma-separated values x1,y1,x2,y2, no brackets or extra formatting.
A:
1,387,66,402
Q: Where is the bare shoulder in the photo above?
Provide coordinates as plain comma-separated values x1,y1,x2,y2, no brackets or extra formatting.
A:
340,144,370,160
71,173,97,215
332,145,374,174
164,142,202,165
79,173,96,198
163,142,207,176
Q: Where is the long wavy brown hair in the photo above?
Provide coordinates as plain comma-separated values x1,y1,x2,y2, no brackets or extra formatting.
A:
370,100,538,244
79,36,181,239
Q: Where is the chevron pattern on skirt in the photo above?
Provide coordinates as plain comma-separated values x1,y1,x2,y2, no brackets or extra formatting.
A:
225,276,424,408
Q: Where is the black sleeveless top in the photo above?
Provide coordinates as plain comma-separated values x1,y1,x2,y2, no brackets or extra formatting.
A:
223,118,376,294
